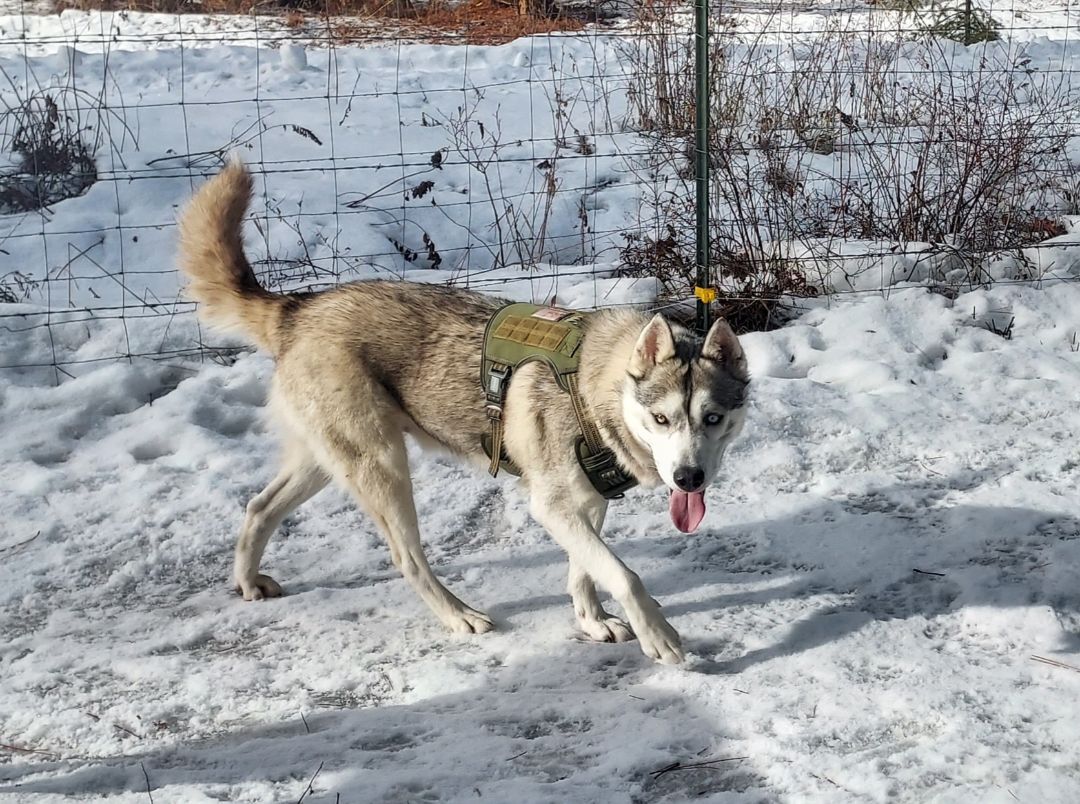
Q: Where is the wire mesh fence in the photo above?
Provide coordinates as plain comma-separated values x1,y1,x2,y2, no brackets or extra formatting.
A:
2,0,1079,383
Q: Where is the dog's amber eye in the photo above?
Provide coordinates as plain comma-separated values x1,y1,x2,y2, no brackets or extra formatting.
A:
653,413,669,426
705,413,723,426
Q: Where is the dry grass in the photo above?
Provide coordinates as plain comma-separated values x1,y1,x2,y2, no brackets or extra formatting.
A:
394,0,586,45
57,0,412,14
54,0,589,45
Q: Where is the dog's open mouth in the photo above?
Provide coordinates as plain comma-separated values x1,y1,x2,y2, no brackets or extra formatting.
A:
669,490,706,533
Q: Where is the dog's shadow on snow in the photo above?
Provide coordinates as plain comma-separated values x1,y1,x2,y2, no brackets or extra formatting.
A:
622,480,1080,672
251,477,1080,677
469,478,1080,672
438,477,1080,678
0,651,767,802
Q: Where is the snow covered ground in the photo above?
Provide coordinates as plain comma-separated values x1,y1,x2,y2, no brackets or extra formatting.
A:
3,4,1080,803
4,274,1080,803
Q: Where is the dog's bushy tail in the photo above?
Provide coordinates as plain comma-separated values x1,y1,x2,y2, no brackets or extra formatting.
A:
178,161,284,353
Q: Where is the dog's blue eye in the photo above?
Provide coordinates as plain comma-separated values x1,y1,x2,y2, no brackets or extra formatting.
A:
653,413,669,426
705,413,723,426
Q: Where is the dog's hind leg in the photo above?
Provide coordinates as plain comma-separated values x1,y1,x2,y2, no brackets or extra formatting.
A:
566,500,634,643
321,428,494,635
235,444,328,601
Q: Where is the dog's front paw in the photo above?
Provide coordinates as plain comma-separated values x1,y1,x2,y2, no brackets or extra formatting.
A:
443,605,495,635
578,612,635,644
636,615,684,664
235,573,283,601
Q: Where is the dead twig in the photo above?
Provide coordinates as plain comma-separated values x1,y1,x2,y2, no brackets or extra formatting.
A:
650,755,749,778
0,531,41,554
83,713,143,740
141,762,155,804
810,771,843,789
913,568,946,577
296,761,324,804
1031,655,1080,674
0,742,58,758
112,723,142,740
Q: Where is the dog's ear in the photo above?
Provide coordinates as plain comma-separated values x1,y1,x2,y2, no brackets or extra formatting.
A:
630,315,676,376
702,318,748,378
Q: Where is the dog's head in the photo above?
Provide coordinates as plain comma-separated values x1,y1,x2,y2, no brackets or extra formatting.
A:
622,315,749,533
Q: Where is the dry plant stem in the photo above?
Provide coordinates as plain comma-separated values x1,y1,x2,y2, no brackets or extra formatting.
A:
1030,655,1080,674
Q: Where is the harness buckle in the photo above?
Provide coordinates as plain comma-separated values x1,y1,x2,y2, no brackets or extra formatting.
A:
485,363,510,423
575,437,636,500
486,364,510,400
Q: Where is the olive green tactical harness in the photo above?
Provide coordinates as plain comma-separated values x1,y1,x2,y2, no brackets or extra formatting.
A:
481,303,638,500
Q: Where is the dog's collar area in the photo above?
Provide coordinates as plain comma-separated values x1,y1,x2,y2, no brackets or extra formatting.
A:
480,302,638,500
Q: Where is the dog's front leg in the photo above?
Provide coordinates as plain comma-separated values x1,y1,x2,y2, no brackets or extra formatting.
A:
566,499,635,644
568,561,636,644
530,487,683,664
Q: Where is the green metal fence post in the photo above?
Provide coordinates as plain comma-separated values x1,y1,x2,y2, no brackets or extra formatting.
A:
694,0,711,335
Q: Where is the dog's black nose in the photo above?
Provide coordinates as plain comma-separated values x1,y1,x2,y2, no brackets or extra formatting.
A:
673,466,705,492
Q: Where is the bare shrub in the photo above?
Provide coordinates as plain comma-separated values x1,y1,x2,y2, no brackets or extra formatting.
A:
835,62,1072,254
0,271,40,303
443,100,558,270
0,91,97,214
619,8,1076,306
0,63,137,216
439,75,588,271
912,1,1001,45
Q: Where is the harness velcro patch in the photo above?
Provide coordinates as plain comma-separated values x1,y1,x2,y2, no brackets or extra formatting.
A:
493,315,574,355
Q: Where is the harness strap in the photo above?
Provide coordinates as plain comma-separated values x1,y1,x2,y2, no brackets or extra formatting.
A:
565,373,604,455
488,415,504,476
484,361,511,477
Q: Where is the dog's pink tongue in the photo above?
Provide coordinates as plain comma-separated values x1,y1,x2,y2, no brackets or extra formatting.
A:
669,490,706,533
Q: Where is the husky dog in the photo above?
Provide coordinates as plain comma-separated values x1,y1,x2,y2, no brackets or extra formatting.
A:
178,163,749,664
